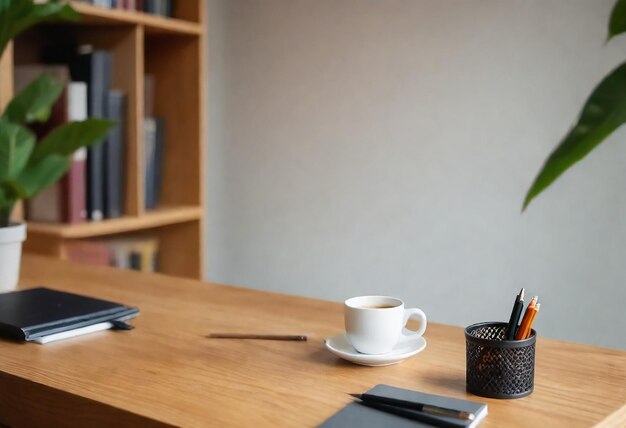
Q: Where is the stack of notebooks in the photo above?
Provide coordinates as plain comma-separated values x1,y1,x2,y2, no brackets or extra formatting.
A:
80,0,175,17
65,236,159,272
0,288,138,344
17,46,165,224
321,385,488,428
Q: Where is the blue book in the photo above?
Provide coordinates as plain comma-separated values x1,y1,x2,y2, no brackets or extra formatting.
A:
70,47,113,221
104,90,126,218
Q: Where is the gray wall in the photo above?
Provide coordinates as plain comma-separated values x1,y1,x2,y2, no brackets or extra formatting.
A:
206,0,626,350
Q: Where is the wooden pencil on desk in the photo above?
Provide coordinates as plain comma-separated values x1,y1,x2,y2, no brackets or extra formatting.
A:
206,333,308,341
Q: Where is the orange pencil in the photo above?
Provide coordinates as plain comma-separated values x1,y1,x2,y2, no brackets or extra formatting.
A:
515,296,538,340
523,303,540,339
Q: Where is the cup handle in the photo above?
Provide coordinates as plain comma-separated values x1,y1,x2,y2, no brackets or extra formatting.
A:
400,308,427,342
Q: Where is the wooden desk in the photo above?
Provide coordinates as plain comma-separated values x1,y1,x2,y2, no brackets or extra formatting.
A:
0,255,624,427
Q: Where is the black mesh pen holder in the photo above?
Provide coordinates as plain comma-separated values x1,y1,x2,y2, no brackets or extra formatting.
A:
465,322,536,399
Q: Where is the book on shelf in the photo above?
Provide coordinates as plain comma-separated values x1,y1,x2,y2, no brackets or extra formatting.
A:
65,240,111,267
80,0,173,17
143,117,165,210
104,90,127,219
70,45,113,221
66,236,159,273
143,0,173,17
144,74,155,117
40,44,127,223
15,65,88,224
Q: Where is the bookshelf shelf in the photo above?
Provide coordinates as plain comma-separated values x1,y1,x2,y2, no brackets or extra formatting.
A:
70,2,203,36
27,206,203,239
0,0,207,279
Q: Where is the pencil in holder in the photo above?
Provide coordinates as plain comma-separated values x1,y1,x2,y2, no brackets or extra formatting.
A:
465,321,536,399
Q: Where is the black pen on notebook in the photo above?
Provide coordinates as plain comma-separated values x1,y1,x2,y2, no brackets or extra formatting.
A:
350,393,475,421
505,288,524,340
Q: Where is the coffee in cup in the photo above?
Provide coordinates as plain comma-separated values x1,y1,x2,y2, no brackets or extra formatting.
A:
344,296,427,355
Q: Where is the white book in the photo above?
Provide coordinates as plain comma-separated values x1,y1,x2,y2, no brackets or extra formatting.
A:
33,322,113,345
68,81,88,161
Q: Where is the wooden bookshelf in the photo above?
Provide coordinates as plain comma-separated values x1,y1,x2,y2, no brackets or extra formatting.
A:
0,0,206,279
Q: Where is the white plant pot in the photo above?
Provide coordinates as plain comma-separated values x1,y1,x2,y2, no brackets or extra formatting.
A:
0,223,27,293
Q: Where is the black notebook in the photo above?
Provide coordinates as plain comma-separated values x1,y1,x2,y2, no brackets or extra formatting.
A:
320,385,487,428
0,287,139,342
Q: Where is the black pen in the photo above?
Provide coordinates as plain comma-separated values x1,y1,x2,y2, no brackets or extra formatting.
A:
505,288,525,340
353,399,465,428
350,393,474,420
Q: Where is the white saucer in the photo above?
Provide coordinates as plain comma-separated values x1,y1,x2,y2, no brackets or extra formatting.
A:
324,334,427,366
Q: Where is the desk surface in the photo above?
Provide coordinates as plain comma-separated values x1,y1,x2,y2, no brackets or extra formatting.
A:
0,255,624,427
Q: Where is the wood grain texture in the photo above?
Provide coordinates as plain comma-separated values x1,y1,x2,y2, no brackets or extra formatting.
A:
70,1,202,35
145,35,202,208
27,206,202,238
156,219,202,278
1,255,624,427
22,235,65,258
594,403,626,428
0,371,170,428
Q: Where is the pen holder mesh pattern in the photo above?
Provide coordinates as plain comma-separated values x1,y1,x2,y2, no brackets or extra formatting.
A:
465,322,536,399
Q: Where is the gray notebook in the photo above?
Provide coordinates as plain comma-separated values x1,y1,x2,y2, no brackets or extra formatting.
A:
320,385,487,428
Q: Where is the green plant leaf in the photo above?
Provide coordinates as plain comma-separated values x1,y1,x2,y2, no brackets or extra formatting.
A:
523,61,626,211
0,119,35,182
0,187,13,228
3,74,63,124
4,153,69,199
0,1,79,57
30,119,115,162
609,0,626,40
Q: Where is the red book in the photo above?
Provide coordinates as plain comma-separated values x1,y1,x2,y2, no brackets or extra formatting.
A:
65,241,111,267
63,83,88,223
61,147,87,223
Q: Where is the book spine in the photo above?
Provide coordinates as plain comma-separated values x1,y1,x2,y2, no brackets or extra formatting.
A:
65,241,111,266
64,82,88,223
143,0,155,14
156,0,165,16
83,51,113,221
129,252,141,270
62,153,87,223
104,90,127,219
153,117,165,208
143,118,157,210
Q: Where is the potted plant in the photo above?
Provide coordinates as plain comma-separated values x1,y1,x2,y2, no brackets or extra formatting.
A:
0,0,113,292
523,0,626,210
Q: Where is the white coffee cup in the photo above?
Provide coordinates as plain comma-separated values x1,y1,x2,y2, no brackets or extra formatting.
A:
344,296,427,355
